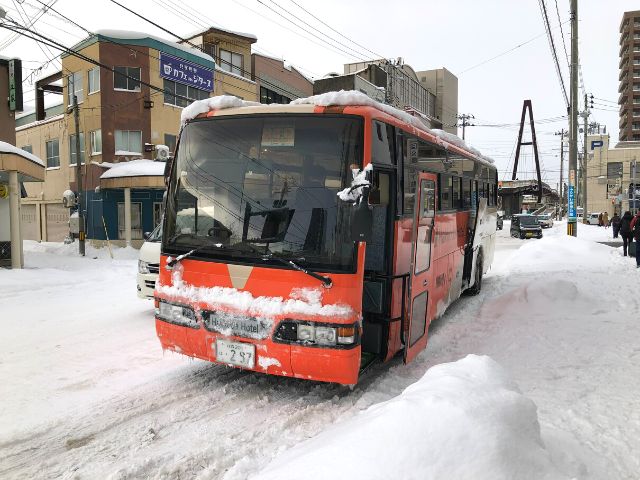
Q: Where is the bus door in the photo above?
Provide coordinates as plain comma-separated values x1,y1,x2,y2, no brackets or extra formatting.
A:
404,172,437,364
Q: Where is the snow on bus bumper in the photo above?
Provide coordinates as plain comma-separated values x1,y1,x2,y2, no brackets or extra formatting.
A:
154,309,361,384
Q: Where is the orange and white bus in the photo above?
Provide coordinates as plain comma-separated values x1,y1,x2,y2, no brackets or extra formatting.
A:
155,94,498,385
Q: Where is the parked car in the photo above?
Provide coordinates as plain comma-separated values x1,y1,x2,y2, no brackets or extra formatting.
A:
497,213,504,230
137,223,162,299
510,214,543,239
587,212,600,225
537,213,554,228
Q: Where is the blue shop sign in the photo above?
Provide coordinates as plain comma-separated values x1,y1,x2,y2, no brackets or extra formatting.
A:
568,185,576,218
160,52,214,91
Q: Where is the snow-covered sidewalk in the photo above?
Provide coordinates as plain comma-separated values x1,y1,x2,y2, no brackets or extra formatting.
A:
1,228,639,479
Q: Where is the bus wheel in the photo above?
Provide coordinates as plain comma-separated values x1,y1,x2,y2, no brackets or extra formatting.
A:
468,253,483,296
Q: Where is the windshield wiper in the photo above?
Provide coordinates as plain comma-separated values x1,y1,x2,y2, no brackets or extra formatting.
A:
166,237,226,269
262,253,333,289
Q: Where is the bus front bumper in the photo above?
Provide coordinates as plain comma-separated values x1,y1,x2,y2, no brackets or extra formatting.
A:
155,319,361,385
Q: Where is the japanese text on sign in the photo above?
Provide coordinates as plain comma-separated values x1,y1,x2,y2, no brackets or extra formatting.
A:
160,52,214,91
568,185,576,219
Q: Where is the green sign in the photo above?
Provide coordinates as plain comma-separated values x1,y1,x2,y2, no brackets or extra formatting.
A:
8,58,23,112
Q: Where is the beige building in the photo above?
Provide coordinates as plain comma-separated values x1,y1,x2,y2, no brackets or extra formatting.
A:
585,134,640,215
417,68,458,136
619,10,640,142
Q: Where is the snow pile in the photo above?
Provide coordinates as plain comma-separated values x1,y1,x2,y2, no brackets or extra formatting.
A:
180,95,261,124
337,163,373,202
157,267,354,319
100,159,165,179
23,240,139,260
505,234,621,273
0,140,45,167
255,355,567,480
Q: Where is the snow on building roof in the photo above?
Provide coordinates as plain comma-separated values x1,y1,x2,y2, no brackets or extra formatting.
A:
88,30,215,65
0,141,45,167
100,159,165,179
184,26,257,42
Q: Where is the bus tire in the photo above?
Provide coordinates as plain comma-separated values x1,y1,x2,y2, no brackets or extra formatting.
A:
468,253,483,296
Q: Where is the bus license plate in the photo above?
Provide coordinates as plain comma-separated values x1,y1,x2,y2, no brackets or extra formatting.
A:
215,339,255,368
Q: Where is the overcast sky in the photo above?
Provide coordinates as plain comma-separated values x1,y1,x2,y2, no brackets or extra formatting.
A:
0,0,633,189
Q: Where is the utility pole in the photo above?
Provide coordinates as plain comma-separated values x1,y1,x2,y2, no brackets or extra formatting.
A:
581,93,590,223
73,94,85,256
555,129,565,218
567,0,578,236
457,113,475,140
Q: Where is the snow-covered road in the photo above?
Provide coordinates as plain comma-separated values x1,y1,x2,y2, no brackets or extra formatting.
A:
1,223,639,479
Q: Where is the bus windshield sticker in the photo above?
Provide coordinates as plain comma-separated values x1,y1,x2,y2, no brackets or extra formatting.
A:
261,124,295,147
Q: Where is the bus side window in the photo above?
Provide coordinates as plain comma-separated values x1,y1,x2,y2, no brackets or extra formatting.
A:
371,121,395,166
462,178,472,209
452,176,462,209
369,171,390,206
439,174,453,210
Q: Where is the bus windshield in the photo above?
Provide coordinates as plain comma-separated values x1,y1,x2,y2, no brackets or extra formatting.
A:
164,115,363,272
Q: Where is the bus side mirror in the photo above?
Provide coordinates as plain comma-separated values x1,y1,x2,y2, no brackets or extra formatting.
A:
351,187,373,243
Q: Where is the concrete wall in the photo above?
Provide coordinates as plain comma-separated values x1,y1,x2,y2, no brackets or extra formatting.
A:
417,68,458,136
252,54,313,100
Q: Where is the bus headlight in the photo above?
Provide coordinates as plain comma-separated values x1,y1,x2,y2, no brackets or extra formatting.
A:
273,320,359,348
157,300,199,328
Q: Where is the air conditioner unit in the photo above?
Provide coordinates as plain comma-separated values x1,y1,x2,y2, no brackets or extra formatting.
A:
155,144,170,161
62,189,76,208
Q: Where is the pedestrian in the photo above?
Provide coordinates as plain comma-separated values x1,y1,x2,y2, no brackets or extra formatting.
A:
631,211,640,267
598,212,603,227
620,211,633,256
602,211,609,229
611,212,621,238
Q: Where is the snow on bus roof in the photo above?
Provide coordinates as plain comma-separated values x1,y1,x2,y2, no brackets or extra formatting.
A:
180,95,261,124
292,91,495,165
180,91,495,165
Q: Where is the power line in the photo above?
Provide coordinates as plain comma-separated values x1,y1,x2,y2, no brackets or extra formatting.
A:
267,0,375,61
287,0,384,59
458,19,570,75
108,0,308,101
255,0,368,62
554,0,570,69
538,0,569,108
0,21,196,103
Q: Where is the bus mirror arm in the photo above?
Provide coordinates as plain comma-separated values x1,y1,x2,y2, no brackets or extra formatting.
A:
350,186,373,243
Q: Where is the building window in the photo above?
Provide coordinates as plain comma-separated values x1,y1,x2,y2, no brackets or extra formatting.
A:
67,72,83,105
220,49,243,76
69,133,86,166
162,79,208,107
88,67,100,94
117,202,143,239
46,139,60,169
90,129,102,155
114,66,141,91
164,133,176,152
259,86,291,105
21,145,32,154
607,162,623,179
115,130,142,154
